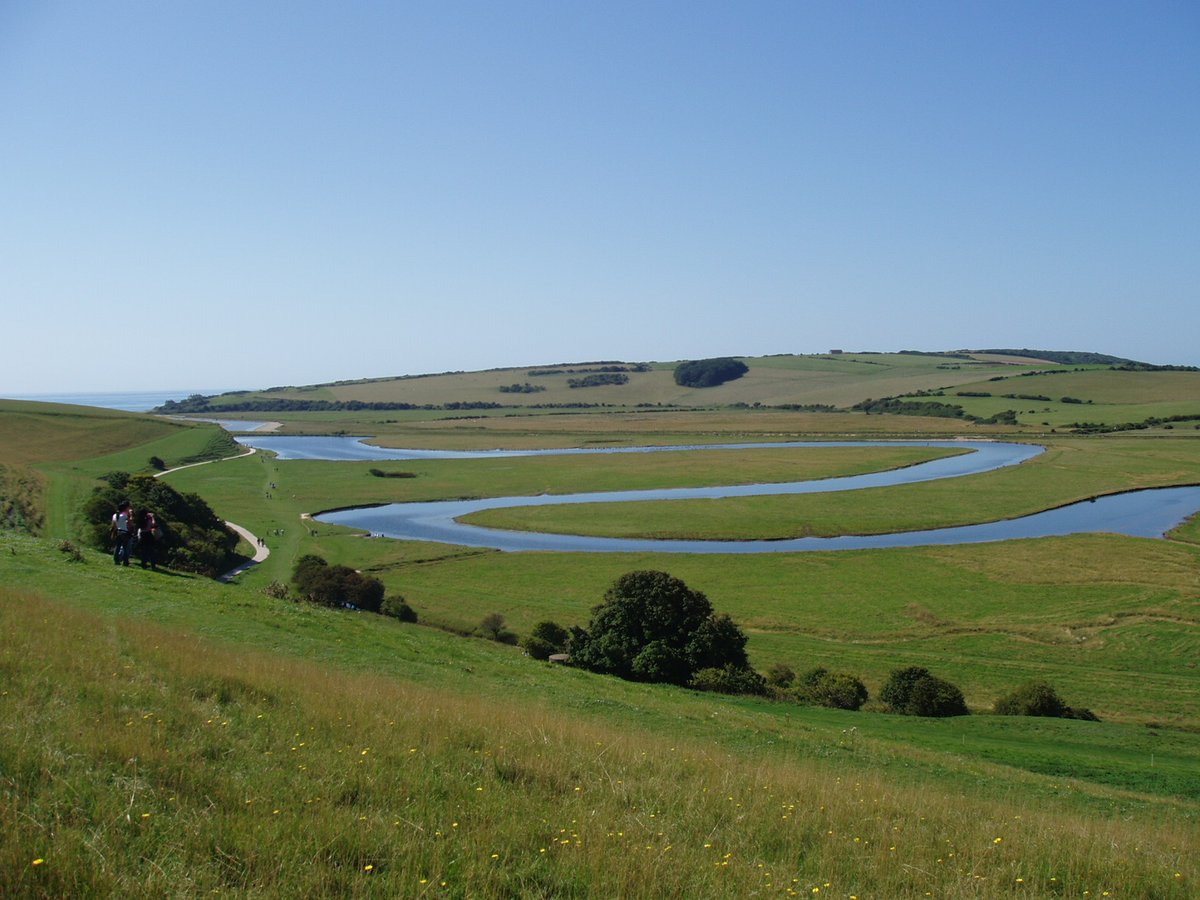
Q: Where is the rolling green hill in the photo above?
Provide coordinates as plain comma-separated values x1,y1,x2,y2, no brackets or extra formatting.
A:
156,351,1060,413
3,359,1200,896
154,349,1200,438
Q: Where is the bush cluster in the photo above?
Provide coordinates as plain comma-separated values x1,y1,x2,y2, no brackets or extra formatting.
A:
80,473,237,577
791,667,869,710
880,666,969,717
522,620,570,660
568,571,755,689
993,680,1098,720
292,555,385,612
567,373,629,388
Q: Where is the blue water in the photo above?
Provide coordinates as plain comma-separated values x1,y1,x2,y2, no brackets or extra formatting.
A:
231,434,1200,553
6,389,222,413
317,485,1200,554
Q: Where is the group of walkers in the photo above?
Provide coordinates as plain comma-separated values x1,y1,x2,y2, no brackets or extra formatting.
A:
110,500,161,570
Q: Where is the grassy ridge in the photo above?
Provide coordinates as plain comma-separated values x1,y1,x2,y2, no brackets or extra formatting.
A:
1,536,1197,898
0,400,238,538
900,369,1200,430
0,400,186,466
4,380,1200,896
198,352,1047,411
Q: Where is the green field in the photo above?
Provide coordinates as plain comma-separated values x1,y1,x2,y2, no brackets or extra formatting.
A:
3,536,1197,897
3,355,1200,896
898,369,1200,430
182,351,1056,414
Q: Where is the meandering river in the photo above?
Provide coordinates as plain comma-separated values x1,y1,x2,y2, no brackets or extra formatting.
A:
234,436,1200,553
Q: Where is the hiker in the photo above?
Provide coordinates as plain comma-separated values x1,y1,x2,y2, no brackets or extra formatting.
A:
110,500,135,566
138,509,159,570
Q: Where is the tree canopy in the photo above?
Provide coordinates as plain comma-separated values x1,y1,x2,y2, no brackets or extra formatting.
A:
880,666,969,717
81,473,237,577
292,554,385,612
568,570,751,686
673,358,749,388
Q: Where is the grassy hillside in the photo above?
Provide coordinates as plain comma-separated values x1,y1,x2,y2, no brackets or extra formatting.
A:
2,535,1197,897
892,369,1200,431
177,352,1053,413
3,367,1199,896
161,350,1200,439
0,400,239,540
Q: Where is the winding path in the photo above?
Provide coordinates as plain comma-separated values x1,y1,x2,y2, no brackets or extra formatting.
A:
218,521,271,582
156,447,271,580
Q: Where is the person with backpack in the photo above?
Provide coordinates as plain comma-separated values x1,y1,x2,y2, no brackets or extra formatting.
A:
138,509,159,570
110,500,135,566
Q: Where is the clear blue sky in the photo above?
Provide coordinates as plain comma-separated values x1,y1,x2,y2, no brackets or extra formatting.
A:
3,1,1197,393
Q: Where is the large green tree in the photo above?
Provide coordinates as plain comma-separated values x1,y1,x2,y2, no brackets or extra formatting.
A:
569,571,751,686
80,473,237,577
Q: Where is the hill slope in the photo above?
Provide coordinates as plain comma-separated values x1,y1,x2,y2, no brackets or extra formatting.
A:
156,351,1063,412
3,535,1197,897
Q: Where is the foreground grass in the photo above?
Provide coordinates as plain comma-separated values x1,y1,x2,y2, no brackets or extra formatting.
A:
2,537,1197,898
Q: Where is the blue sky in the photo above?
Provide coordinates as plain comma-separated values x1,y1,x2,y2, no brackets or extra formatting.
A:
3,1,1197,393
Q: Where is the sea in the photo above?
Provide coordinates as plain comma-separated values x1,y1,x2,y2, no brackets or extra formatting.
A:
4,390,222,413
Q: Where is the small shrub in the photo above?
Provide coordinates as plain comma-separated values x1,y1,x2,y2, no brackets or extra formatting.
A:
994,681,1066,717
528,620,570,652
765,663,795,689
881,666,969,717
148,456,166,471
522,635,557,660
800,671,869,711
57,540,84,562
797,666,829,689
263,580,290,600
478,613,516,643
381,595,417,623
689,664,768,696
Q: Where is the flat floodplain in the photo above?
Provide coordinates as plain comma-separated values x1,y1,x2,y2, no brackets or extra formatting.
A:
462,435,1200,539
161,427,1200,732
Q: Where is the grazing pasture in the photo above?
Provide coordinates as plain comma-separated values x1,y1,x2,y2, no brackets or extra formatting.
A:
3,355,1199,897
2,537,1197,897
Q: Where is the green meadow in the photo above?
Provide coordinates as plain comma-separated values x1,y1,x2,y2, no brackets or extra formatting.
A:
3,351,1200,896
196,352,1047,412
2,536,1197,897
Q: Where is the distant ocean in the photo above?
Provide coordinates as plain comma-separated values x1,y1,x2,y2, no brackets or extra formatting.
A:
5,390,221,413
